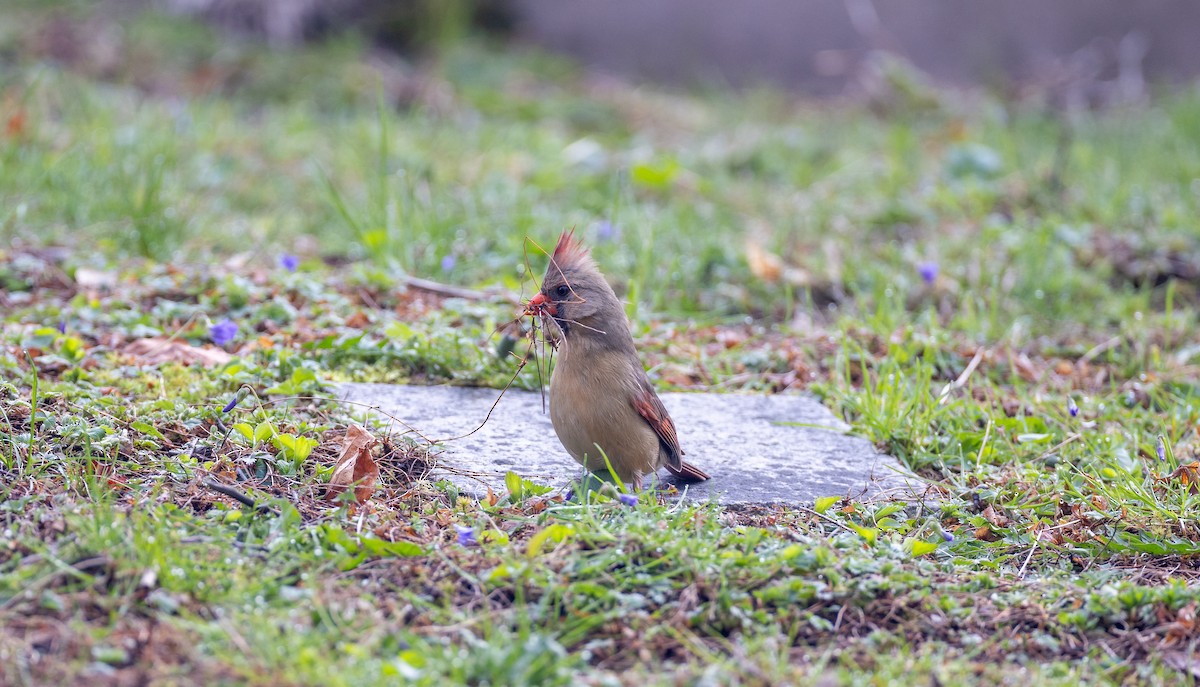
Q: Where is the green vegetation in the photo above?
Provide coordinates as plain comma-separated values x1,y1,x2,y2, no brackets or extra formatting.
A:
3,5,1200,685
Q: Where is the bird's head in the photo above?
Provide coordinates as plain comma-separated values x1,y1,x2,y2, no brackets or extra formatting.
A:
527,230,626,344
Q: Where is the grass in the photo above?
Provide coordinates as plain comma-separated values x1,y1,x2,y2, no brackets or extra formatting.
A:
4,4,1200,685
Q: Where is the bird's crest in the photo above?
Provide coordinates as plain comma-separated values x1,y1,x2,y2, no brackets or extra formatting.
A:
550,229,593,272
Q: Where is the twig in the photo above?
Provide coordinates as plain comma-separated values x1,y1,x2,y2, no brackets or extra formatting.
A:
1017,539,1040,579
179,535,269,553
0,552,110,611
1081,335,1122,364
1038,432,1082,460
202,478,277,516
257,394,435,445
975,416,992,470
357,288,381,310
1018,519,1081,579
794,505,860,535
430,338,535,444
938,348,985,404
403,275,498,302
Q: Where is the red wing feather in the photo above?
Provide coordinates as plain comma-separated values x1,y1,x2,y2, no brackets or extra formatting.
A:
631,384,682,469
632,384,710,482
668,460,710,482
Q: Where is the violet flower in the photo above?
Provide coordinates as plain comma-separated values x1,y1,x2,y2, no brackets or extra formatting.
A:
209,319,238,346
455,525,477,546
1067,397,1079,418
918,262,938,285
1157,437,1167,462
618,493,638,507
222,387,246,413
279,254,300,272
596,220,619,243
441,254,456,272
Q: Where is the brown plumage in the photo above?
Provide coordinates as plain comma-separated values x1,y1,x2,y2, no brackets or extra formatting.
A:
529,230,710,490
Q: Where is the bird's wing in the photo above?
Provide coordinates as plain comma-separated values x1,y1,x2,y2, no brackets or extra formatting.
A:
631,378,683,470
667,460,710,482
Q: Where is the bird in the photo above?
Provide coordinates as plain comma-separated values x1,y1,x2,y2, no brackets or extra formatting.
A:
525,230,710,491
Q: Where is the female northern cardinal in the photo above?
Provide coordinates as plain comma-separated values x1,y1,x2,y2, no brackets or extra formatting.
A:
527,231,710,491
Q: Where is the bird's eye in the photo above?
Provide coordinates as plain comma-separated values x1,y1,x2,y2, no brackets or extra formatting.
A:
554,284,571,299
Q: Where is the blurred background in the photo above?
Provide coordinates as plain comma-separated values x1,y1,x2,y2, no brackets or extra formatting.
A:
156,0,1197,97
4,0,1199,332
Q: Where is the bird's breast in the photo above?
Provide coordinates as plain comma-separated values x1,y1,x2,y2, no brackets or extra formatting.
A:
548,350,663,482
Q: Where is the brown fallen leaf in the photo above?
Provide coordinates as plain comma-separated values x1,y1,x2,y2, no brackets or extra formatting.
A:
1164,602,1198,646
345,310,370,329
122,338,233,367
974,525,998,542
1162,461,1200,495
1011,352,1039,382
328,424,379,504
746,241,783,283
982,505,1011,528
6,108,26,138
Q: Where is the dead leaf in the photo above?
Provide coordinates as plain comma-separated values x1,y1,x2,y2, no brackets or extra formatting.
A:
1166,602,1198,645
1163,462,1200,495
1033,523,1063,545
345,310,370,329
1011,353,1039,382
974,525,998,541
32,354,69,375
982,505,1011,528
122,338,233,367
328,424,379,504
745,241,783,282
5,109,26,138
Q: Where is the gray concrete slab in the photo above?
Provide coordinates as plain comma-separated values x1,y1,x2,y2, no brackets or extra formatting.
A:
335,383,915,505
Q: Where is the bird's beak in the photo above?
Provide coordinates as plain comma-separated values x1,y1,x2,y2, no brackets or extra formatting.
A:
527,292,557,316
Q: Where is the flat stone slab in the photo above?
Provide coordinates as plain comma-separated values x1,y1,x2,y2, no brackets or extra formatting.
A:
335,383,913,505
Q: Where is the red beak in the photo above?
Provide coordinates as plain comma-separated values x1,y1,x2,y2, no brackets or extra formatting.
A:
526,292,557,316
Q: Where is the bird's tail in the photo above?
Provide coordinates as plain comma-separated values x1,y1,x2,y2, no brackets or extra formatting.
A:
666,460,710,482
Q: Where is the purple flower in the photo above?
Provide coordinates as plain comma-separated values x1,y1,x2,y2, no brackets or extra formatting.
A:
596,221,619,243
56,320,67,334
618,493,638,507
209,319,238,346
455,525,477,546
1067,397,1079,418
918,262,938,285
222,396,240,413
441,254,456,272
1157,437,1167,462
941,529,954,542
279,254,299,272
